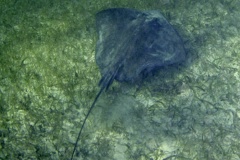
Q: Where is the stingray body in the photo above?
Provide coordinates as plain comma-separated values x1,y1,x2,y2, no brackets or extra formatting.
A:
70,8,185,159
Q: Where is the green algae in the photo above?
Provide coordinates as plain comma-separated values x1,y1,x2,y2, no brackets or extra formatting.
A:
0,0,240,160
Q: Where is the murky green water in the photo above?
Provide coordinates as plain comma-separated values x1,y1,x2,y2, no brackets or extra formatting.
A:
0,0,240,159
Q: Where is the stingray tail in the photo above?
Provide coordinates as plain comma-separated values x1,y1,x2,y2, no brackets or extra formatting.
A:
70,86,104,160
71,64,122,160
99,63,122,90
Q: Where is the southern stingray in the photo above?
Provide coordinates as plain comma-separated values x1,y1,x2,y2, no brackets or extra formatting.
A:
70,8,185,159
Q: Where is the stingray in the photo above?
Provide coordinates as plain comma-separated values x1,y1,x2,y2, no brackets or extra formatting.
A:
70,8,185,159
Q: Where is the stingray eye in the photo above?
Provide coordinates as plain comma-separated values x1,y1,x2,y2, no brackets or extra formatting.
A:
150,18,161,30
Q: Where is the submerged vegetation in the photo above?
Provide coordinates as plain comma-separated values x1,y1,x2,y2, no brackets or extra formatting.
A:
0,0,240,159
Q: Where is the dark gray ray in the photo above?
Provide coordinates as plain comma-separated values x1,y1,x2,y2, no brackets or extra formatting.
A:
96,8,186,88
70,8,186,160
